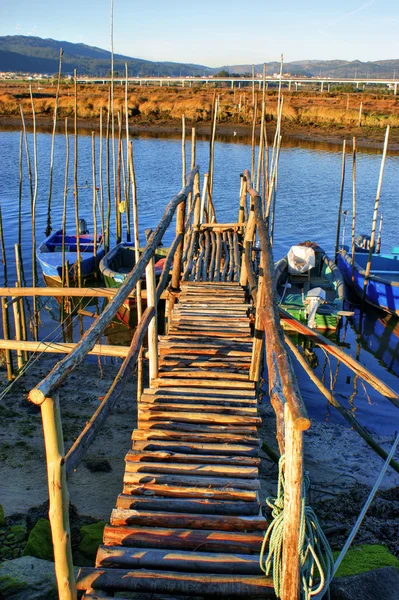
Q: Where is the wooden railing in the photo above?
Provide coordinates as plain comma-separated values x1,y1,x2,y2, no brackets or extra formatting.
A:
242,170,311,600
26,167,199,600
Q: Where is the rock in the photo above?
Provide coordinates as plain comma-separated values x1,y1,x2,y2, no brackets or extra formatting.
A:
0,504,5,527
22,518,53,561
0,556,79,600
79,521,106,561
330,567,399,600
84,458,112,473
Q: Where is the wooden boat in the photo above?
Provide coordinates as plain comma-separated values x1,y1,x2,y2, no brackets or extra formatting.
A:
337,247,399,316
36,228,104,286
275,242,345,330
99,242,168,326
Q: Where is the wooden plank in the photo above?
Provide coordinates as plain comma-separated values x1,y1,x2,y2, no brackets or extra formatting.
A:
159,347,252,357
141,389,256,401
150,378,256,390
132,439,259,457
123,472,260,490
132,426,259,442
95,545,263,574
110,508,266,531
77,567,275,596
141,395,256,407
122,482,258,501
138,410,261,427
125,450,260,466
124,460,259,478
157,370,251,381
138,403,258,415
116,495,261,515
102,525,264,553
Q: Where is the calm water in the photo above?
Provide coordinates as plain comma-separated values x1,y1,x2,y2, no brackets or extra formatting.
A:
0,128,398,435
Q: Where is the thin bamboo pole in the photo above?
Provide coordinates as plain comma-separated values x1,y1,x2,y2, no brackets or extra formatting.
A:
106,94,111,253
110,0,117,248
61,120,69,296
362,126,390,303
41,393,77,600
116,113,122,244
125,63,131,242
208,96,218,208
145,257,158,383
91,133,98,274
28,87,39,340
46,48,63,236
128,141,143,400
12,283,24,369
0,205,7,287
15,245,28,361
18,131,23,248
182,114,186,187
334,139,347,256
73,70,82,287
251,93,257,184
376,215,383,254
351,137,357,283
1,297,13,380
99,109,106,251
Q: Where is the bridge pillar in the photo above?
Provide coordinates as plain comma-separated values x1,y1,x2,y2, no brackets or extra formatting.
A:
231,80,234,89
288,80,291,91
356,81,359,89
395,83,398,95
295,81,298,91
320,81,324,92
182,80,184,87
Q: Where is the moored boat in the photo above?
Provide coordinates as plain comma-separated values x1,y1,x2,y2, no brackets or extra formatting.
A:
337,247,399,316
36,228,104,286
99,242,168,326
275,242,345,330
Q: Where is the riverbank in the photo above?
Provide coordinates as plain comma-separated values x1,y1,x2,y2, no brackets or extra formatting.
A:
0,354,398,560
1,83,399,152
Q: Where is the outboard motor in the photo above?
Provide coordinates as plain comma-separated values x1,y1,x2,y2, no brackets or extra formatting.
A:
304,287,326,329
78,218,89,235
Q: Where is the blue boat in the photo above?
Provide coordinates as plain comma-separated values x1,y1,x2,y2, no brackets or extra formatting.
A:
337,247,399,316
36,229,104,286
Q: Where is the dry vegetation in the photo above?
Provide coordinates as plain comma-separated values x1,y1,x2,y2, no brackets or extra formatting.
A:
1,82,399,143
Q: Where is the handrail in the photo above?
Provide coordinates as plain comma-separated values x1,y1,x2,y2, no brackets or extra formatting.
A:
28,166,199,406
65,306,155,476
244,170,310,431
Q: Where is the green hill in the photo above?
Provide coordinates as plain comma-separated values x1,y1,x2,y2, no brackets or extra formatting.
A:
0,35,398,79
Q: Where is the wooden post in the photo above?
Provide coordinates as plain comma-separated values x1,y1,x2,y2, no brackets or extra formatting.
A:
145,257,158,384
182,114,186,187
91,133,98,274
199,173,209,225
281,404,303,600
40,393,77,600
171,194,186,292
238,174,247,224
358,101,363,127
12,284,24,369
1,297,13,380
249,261,264,382
334,139,346,257
15,245,28,361
362,126,390,303
73,70,82,287
239,190,256,287
351,137,357,283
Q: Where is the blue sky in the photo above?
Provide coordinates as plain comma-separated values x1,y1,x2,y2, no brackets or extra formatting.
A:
0,0,397,66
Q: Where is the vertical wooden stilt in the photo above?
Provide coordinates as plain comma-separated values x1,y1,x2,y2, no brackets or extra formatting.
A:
1,297,13,381
12,284,24,370
145,257,158,384
281,404,303,600
40,393,77,600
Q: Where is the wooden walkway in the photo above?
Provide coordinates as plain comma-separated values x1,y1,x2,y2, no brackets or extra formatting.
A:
77,282,274,597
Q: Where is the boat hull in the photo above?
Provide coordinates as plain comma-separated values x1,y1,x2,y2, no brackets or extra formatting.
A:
337,249,399,316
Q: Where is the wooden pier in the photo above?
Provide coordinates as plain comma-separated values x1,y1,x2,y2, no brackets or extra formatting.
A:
23,169,311,600
76,281,274,597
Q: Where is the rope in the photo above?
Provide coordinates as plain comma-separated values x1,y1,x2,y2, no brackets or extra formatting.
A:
260,455,334,599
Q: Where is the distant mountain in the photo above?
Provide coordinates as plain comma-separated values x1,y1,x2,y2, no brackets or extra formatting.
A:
0,35,213,77
0,35,398,79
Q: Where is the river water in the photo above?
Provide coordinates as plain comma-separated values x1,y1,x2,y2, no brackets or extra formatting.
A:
0,128,398,435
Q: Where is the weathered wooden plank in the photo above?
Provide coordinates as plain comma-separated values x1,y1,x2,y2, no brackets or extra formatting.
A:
95,545,263,574
124,459,259,478
110,509,266,531
157,370,251,381
132,426,259,442
102,525,264,553
150,378,256,390
125,450,260,466
138,409,261,427
132,439,259,457
77,567,275,596
116,495,261,515
123,471,260,490
122,482,258,501
139,403,258,415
